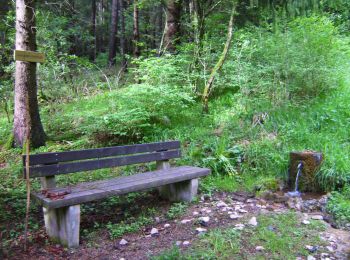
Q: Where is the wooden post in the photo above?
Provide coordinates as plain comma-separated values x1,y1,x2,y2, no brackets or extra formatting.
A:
157,160,198,202
41,176,80,248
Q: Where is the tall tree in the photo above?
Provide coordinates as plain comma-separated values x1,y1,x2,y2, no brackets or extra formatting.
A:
133,0,140,57
90,0,97,61
164,0,182,52
119,0,127,69
108,0,119,66
14,0,46,148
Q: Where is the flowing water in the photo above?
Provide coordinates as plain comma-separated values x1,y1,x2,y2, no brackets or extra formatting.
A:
287,162,303,197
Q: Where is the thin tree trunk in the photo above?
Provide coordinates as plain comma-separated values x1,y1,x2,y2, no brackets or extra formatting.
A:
133,0,140,57
202,4,236,114
119,0,127,70
164,0,182,52
90,0,96,61
108,0,119,66
14,0,46,148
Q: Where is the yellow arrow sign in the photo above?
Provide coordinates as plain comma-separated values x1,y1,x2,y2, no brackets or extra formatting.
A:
14,50,45,63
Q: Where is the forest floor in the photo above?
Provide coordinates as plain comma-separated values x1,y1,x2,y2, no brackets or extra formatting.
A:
4,191,350,260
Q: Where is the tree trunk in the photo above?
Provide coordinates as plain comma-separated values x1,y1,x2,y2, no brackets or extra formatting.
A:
108,0,119,66
14,0,46,148
133,0,140,57
164,0,182,52
90,0,96,61
202,4,236,114
119,0,127,70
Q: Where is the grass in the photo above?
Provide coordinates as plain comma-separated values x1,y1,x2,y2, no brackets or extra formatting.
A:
153,212,327,260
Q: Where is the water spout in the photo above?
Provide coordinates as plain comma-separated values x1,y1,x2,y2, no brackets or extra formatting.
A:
287,162,303,197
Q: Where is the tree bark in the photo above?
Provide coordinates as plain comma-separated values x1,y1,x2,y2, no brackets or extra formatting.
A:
90,0,96,61
108,0,119,66
164,0,182,52
202,4,236,114
119,0,127,70
14,0,46,148
133,0,140,57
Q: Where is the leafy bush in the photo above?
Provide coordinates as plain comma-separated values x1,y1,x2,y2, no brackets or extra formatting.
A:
223,16,348,108
327,185,350,227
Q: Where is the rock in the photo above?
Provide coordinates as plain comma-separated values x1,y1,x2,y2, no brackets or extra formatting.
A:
311,215,323,220
302,220,311,225
155,217,160,223
119,239,128,246
196,227,207,234
326,246,334,252
199,216,210,227
164,223,171,228
307,256,316,260
286,197,302,211
217,201,228,208
192,211,199,216
183,241,190,246
199,216,210,223
176,241,182,246
119,258,126,260
234,224,245,230
181,219,192,224
229,214,241,220
248,217,258,226
305,245,317,253
238,209,248,213
255,246,264,251
150,228,159,236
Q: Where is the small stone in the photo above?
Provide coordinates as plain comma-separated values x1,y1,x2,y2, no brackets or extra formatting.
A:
311,215,323,220
206,209,212,214
164,223,171,228
193,211,199,216
181,219,192,224
119,258,126,260
176,241,182,246
255,246,264,251
183,241,190,246
247,199,255,203
217,201,228,208
248,217,258,226
307,256,316,260
150,228,159,236
196,227,207,234
155,217,160,223
302,220,311,225
305,245,317,253
238,209,248,213
326,246,334,252
234,224,245,230
199,216,210,223
119,239,128,246
229,214,241,220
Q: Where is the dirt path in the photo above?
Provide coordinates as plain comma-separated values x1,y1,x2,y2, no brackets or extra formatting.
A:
5,192,350,260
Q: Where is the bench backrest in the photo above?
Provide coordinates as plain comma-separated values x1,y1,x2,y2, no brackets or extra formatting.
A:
23,141,181,178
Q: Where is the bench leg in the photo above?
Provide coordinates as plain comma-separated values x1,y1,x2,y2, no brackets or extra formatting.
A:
159,179,199,202
43,205,80,248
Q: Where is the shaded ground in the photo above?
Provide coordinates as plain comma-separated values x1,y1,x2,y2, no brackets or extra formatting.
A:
3,191,350,260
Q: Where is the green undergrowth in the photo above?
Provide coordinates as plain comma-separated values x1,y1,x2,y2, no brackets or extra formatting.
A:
153,212,327,260
326,185,350,227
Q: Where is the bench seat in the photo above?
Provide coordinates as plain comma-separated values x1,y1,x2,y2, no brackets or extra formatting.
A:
33,166,210,209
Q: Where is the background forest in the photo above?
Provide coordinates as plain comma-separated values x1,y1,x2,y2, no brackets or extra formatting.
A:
1,0,350,257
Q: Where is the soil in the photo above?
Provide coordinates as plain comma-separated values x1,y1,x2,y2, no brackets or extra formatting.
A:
3,191,350,260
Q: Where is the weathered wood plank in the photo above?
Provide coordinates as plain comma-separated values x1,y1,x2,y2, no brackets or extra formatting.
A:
25,141,180,166
32,166,210,208
26,150,181,178
14,50,45,63
36,166,197,194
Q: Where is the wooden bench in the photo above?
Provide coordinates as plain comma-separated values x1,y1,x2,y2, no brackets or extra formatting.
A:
23,141,210,248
